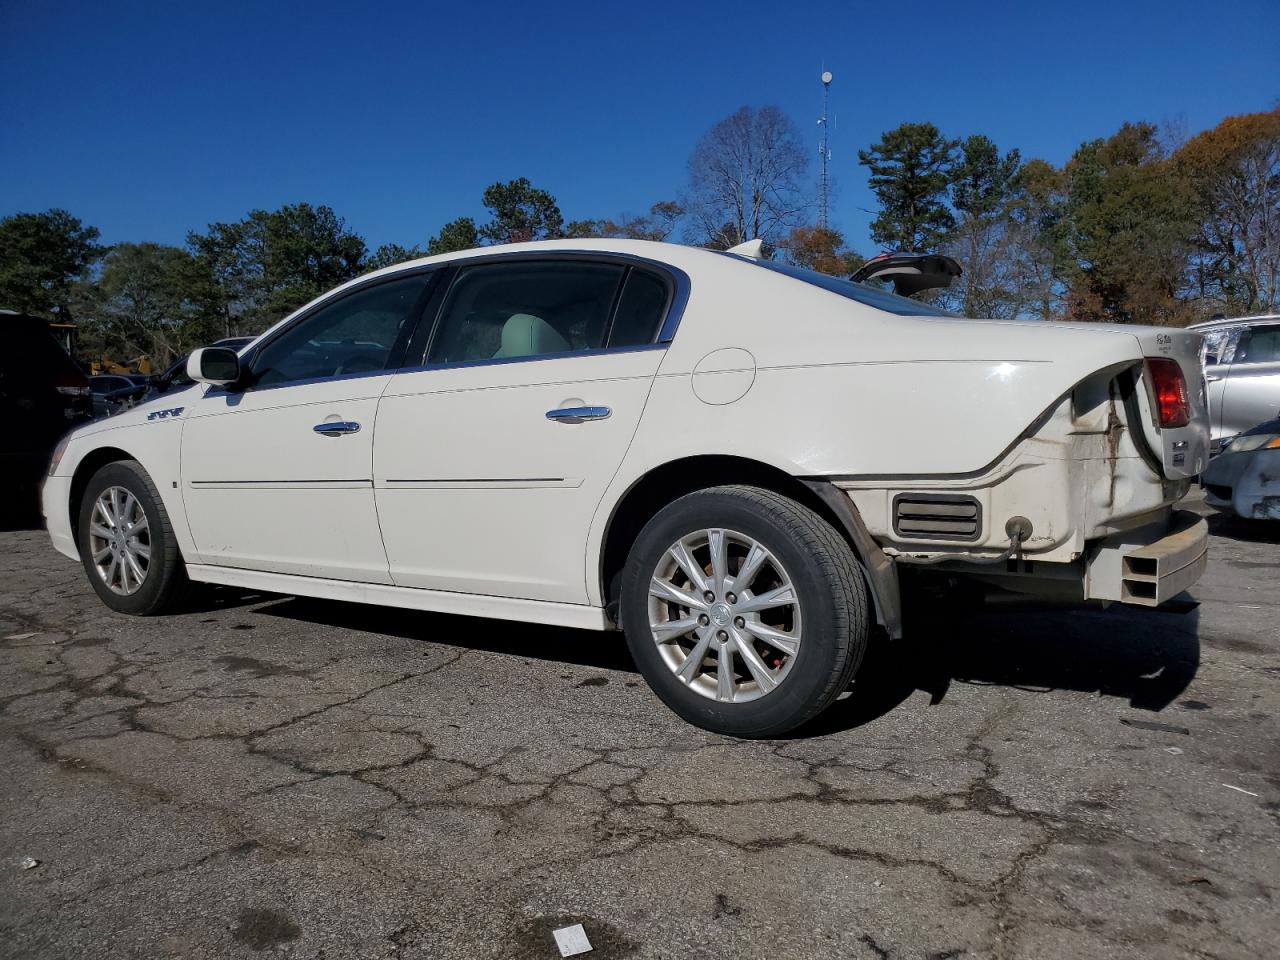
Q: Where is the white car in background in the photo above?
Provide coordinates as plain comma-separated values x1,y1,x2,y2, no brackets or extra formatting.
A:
43,239,1210,736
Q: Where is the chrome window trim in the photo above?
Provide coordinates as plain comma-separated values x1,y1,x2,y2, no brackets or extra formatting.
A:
395,341,667,377
221,250,689,397
417,249,690,345
204,366,397,397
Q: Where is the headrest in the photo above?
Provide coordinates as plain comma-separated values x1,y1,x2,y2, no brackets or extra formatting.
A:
494,313,570,359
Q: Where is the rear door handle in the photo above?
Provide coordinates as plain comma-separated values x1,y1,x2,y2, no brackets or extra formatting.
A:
313,421,361,436
546,406,611,423
1205,374,1223,382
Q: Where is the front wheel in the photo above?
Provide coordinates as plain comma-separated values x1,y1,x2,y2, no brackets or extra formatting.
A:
77,459,188,615
621,485,868,738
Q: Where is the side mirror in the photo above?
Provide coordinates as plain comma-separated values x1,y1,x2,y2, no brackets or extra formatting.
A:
186,347,241,386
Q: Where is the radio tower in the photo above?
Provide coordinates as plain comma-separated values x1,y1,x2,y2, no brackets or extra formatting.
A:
818,69,833,230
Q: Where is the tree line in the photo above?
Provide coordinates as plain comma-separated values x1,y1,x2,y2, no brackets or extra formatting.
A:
1,105,1275,369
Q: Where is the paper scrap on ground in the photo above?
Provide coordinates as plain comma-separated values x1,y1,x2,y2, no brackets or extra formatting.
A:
553,923,592,957
1222,784,1260,798
5,633,37,641
20,856,39,870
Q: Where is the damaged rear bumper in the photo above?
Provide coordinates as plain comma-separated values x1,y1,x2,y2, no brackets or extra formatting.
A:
1085,509,1208,607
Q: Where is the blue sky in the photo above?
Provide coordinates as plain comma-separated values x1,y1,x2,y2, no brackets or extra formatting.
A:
2,0,1276,254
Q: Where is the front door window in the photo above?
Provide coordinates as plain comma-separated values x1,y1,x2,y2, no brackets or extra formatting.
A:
251,274,432,387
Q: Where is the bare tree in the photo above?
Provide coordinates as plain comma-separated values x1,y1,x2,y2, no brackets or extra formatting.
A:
685,106,810,247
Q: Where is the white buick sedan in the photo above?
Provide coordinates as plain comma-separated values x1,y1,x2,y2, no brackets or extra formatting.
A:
43,239,1211,736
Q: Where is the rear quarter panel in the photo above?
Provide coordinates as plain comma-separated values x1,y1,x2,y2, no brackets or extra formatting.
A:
582,255,1159,602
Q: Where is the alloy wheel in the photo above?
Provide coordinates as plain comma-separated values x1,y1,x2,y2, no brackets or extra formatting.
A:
647,527,803,703
88,486,151,596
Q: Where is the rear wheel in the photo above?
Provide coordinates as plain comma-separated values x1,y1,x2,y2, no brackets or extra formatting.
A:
77,460,188,615
621,485,868,738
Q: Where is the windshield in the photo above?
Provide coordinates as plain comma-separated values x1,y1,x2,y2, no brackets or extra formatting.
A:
724,255,956,318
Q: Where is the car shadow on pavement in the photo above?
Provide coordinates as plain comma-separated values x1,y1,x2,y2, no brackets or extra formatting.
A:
804,599,1202,737
251,591,1200,739
1206,511,1280,544
253,596,639,673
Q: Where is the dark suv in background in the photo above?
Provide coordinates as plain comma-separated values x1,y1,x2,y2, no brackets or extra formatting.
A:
1,311,93,518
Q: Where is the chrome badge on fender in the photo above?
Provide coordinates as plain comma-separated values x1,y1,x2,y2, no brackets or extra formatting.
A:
147,407,184,421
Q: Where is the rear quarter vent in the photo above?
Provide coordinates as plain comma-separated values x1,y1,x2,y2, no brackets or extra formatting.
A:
893,493,982,542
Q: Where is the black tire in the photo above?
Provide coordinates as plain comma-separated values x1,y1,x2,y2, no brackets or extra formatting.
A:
77,459,188,615
621,484,869,738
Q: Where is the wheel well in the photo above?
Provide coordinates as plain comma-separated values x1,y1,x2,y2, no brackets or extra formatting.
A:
599,455,865,613
68,447,134,545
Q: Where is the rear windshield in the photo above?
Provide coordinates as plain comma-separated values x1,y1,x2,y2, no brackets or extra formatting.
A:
725,255,956,318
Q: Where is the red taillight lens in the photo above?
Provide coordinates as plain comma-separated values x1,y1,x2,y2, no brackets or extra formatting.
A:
1146,357,1190,428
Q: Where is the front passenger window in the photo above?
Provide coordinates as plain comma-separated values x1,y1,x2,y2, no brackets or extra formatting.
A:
251,274,431,387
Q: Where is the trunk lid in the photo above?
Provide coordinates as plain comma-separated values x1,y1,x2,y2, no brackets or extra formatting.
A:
942,318,1209,480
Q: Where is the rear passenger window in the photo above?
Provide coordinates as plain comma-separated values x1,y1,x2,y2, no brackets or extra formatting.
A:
427,262,625,364
1238,326,1280,364
608,269,669,347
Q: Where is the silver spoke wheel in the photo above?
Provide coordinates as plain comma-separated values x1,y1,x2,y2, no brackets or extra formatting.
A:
648,527,803,703
88,485,151,596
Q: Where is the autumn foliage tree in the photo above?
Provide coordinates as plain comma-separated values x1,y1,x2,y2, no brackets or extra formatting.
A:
1175,107,1280,314
779,225,862,276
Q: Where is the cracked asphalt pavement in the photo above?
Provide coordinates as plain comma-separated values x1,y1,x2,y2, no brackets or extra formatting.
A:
1,498,1277,959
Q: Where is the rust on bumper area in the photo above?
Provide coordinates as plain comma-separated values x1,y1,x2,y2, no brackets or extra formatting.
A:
1085,510,1209,608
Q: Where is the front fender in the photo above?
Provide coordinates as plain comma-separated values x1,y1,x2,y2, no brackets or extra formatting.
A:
50,415,195,564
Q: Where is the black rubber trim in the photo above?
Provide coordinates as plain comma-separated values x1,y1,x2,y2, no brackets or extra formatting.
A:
891,492,983,542
800,479,903,640
1116,365,1165,476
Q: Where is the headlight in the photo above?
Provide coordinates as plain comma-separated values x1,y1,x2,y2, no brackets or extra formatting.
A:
1228,433,1280,453
47,434,71,476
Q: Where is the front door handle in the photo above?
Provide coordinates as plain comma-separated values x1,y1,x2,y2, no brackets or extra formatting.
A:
546,406,611,423
313,420,361,436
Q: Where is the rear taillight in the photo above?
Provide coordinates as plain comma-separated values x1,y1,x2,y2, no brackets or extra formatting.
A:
1145,357,1190,428
52,370,90,397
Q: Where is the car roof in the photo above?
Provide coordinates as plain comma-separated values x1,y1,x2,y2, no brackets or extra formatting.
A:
1188,314,1280,330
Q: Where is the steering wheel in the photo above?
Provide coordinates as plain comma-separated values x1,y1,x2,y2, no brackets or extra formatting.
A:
333,352,385,376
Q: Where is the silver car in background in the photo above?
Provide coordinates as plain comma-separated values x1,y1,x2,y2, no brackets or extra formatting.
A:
1191,314,1280,451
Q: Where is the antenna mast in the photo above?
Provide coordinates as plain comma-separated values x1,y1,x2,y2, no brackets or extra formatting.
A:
818,69,833,230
